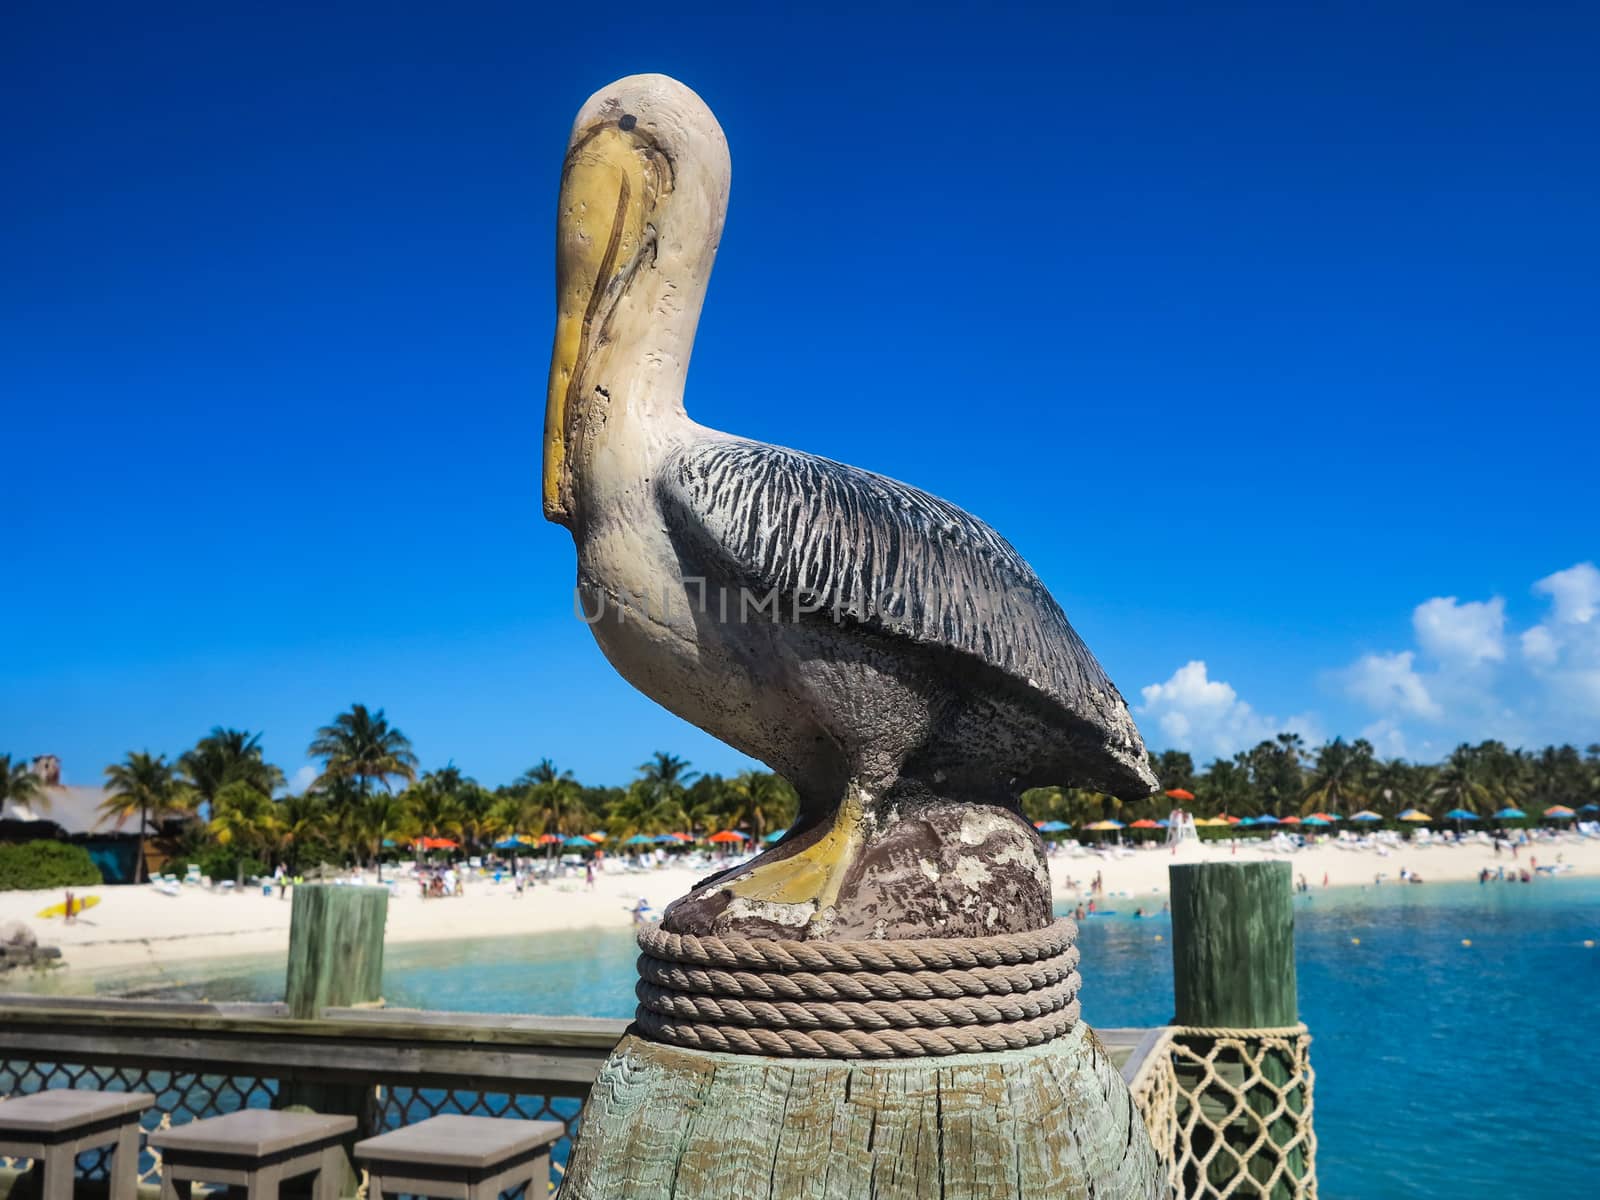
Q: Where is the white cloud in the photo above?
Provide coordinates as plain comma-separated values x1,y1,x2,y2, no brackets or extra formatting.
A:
290,765,318,793
1138,661,1317,760
1521,562,1600,717
1359,718,1410,760
1339,650,1441,719
1412,596,1505,666
1534,561,1600,624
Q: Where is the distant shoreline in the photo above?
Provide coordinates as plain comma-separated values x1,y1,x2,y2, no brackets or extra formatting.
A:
2,833,1592,985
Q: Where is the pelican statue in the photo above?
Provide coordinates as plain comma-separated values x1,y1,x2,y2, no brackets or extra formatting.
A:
545,75,1156,941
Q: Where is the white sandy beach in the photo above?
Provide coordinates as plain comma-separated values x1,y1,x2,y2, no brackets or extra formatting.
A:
3,832,1595,979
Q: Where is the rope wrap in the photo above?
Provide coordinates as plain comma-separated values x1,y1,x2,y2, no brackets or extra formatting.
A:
633,918,1081,1059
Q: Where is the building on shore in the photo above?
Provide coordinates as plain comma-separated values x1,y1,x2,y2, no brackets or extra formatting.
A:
0,755,150,883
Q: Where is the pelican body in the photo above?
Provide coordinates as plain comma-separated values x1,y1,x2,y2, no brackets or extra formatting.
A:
545,75,1155,941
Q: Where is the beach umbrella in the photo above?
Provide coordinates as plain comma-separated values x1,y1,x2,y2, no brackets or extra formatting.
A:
381,838,398,848
1255,814,1281,825
1083,819,1124,831
562,835,596,849
1237,816,1259,827
652,834,679,845
1155,819,1170,828
1543,805,1576,820
1308,812,1339,823
1348,811,1383,823
1492,807,1526,820
1443,809,1479,821
1301,816,1330,827
1579,804,1599,814
538,833,562,845
587,831,608,841
414,837,459,851
1279,816,1301,825
708,830,748,843
1194,816,1229,827
763,829,787,843
1129,819,1160,829
1223,815,1241,825
1164,788,1195,802
1397,809,1432,822
622,834,655,846
1037,820,1070,833
670,832,692,842
493,837,523,850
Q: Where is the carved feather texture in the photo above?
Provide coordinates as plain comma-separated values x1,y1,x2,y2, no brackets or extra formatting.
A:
657,438,1155,795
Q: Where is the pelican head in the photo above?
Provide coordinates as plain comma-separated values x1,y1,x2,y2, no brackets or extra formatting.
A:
543,74,732,526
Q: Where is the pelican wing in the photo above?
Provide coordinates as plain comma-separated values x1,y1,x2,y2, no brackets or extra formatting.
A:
657,438,1155,796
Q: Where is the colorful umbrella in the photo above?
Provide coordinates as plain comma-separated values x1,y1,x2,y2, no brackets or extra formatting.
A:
1579,804,1599,814
708,830,748,843
1397,809,1432,822
1037,820,1070,833
1301,816,1331,827
1544,805,1576,819
1164,788,1195,801
763,829,787,843
1083,819,1125,831
414,836,458,850
562,835,596,848
1348,811,1383,822
1308,812,1339,822
653,834,680,845
1223,815,1241,825
1129,818,1161,829
1194,817,1230,827
1279,815,1302,825
1443,809,1479,821
1492,807,1526,820
538,833,562,845
1255,814,1281,825
621,834,655,846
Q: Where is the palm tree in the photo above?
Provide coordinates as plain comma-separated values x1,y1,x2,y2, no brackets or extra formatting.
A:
208,780,285,884
356,792,416,880
1301,738,1374,815
516,759,571,789
101,752,189,883
0,753,47,817
1431,744,1494,816
276,792,326,873
636,753,697,805
178,728,285,811
308,704,418,804
722,771,799,843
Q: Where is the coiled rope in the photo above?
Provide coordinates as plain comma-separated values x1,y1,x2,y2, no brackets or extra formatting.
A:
633,918,1081,1059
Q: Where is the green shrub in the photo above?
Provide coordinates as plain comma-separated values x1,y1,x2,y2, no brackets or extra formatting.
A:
195,845,266,884
0,841,104,890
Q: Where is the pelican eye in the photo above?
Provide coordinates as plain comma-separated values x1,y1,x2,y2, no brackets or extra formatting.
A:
619,114,637,131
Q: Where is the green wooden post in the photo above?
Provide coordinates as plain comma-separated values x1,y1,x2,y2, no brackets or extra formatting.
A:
285,884,388,1019
279,882,389,1179
1169,861,1310,1198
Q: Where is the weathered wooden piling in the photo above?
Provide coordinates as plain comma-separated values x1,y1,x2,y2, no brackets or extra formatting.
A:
1168,861,1313,1199
284,884,388,1019
279,884,388,1141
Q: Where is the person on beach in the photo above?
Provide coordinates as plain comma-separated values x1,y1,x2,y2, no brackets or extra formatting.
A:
585,860,595,891
63,889,76,924
1073,904,1086,920
274,863,287,899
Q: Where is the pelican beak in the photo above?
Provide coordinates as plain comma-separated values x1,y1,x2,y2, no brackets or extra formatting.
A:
544,120,670,525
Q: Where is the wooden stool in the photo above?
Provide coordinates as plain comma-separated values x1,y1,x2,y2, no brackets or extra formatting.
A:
0,1087,155,1200
353,1114,564,1199
148,1109,356,1199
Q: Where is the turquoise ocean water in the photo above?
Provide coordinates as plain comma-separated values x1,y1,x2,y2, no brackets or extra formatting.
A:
26,876,1600,1198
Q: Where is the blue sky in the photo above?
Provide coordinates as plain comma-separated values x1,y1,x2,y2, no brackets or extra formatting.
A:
3,2,1596,790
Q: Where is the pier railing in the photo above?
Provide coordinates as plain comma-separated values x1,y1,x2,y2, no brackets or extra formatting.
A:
0,993,623,1191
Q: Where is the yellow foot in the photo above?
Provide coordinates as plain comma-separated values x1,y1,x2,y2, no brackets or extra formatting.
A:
725,791,866,912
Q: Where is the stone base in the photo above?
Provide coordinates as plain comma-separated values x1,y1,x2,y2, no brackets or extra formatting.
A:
561,1024,1165,1199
